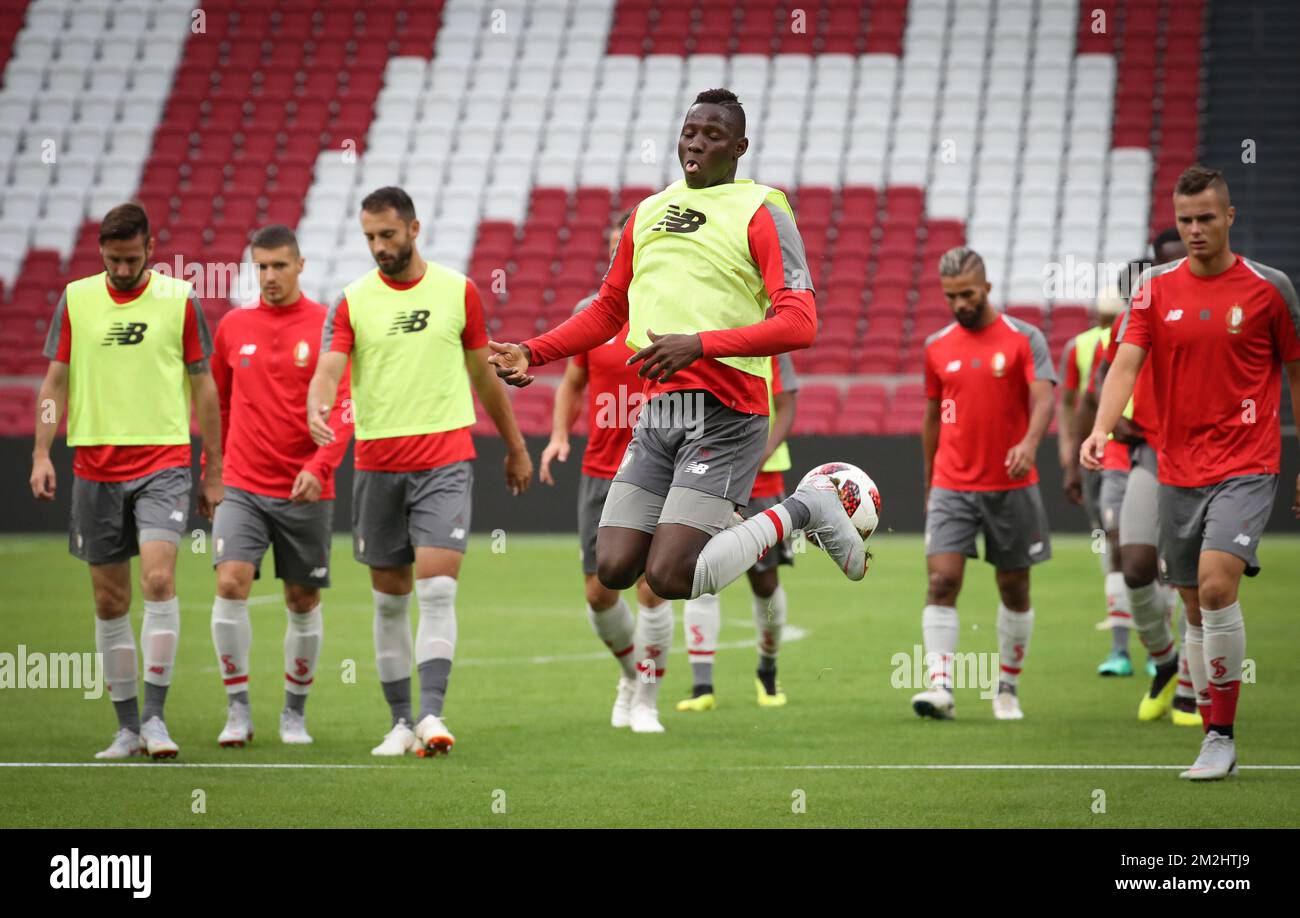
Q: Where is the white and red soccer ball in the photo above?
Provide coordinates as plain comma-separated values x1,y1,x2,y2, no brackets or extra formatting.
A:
799,461,881,540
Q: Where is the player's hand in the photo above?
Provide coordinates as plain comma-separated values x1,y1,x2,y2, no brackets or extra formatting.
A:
198,470,223,520
1062,463,1083,505
1112,416,1141,445
506,444,533,496
1004,440,1035,480
539,437,569,486
627,330,702,382
290,469,322,504
307,399,334,446
488,341,534,388
1079,430,1109,471
30,454,56,500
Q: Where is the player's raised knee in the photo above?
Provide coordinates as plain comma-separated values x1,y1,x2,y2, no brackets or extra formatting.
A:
643,557,692,600
596,557,641,592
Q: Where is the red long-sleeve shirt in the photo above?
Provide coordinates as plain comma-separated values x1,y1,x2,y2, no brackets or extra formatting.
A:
523,203,817,416
212,295,353,499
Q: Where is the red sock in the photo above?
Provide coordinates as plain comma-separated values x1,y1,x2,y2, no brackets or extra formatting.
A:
1208,680,1240,729
1198,705,1211,732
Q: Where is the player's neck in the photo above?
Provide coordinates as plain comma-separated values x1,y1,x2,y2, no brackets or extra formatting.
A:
387,253,427,284
1186,247,1235,278
261,290,302,309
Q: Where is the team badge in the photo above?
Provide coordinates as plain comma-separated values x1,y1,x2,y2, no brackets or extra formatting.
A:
991,351,1006,377
1225,304,1243,334
293,340,311,366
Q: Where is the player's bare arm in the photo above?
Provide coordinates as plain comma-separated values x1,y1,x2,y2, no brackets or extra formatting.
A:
307,350,348,445
541,360,587,485
191,363,224,520
466,345,534,495
626,329,703,382
487,340,535,388
30,360,68,501
921,396,941,510
1007,379,1054,480
1081,342,1147,470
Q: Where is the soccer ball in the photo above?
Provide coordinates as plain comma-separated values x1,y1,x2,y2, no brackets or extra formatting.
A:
799,461,881,540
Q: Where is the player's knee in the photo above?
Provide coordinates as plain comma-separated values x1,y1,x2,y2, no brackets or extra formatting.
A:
998,583,1029,611
634,577,661,609
285,585,320,613
216,571,248,600
926,570,960,604
596,557,640,592
748,568,778,599
584,576,618,610
1197,575,1237,611
140,567,174,600
645,557,693,600
93,587,130,619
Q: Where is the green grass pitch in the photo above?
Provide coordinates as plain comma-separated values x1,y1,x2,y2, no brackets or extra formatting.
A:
1,532,1297,828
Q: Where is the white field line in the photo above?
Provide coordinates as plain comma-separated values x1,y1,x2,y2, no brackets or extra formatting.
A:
742,764,1300,771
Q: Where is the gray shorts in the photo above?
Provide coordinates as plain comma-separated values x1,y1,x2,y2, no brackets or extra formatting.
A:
1119,443,1159,548
742,492,794,573
1157,474,1278,587
925,485,1052,569
1098,468,1129,535
352,461,473,568
212,486,334,587
70,466,191,565
578,473,613,575
1082,467,1104,531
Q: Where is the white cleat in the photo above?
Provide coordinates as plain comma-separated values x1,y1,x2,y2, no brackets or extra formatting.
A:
911,686,955,720
141,716,180,759
629,704,665,734
94,728,145,760
371,720,416,756
993,688,1024,720
217,701,253,748
794,473,867,581
279,710,313,745
413,714,455,757
611,676,636,728
1179,730,1238,781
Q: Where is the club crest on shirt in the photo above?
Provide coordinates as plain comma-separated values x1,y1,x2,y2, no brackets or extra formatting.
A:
294,340,311,366
991,351,1007,377
1225,304,1243,334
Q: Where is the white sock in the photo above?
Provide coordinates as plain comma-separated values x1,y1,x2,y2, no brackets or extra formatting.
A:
691,504,793,598
1174,609,1195,701
996,603,1034,688
141,597,180,687
284,604,323,696
1104,570,1131,623
1202,600,1245,703
372,589,412,683
632,600,673,708
1129,582,1177,665
211,596,251,697
921,604,958,691
754,585,787,662
683,593,721,686
1184,623,1209,712
414,576,457,664
96,613,137,702
587,596,637,679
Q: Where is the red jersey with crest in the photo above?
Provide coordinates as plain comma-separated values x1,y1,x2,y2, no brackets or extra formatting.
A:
572,292,639,480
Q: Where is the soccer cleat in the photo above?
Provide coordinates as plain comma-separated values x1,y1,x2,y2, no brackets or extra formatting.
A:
755,678,787,707
371,720,416,756
414,714,455,757
140,716,179,760
94,728,145,760
794,473,867,581
1137,674,1177,721
1171,696,1202,728
910,686,955,720
993,687,1024,720
611,676,636,727
676,692,717,712
1179,730,1238,780
217,701,253,748
1097,650,1134,677
279,710,313,744
629,704,665,733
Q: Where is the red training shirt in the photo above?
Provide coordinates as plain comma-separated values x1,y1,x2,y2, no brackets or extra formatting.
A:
570,291,640,479
750,352,799,499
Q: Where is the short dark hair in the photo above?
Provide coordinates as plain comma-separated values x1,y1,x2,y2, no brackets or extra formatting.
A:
360,186,417,222
250,224,300,256
99,202,150,244
691,87,745,135
1174,165,1230,203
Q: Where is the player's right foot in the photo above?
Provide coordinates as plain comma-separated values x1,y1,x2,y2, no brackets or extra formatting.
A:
217,701,253,748
371,720,416,756
141,716,179,760
611,676,636,727
94,728,144,760
1137,669,1177,721
911,686,955,720
676,691,717,712
1171,696,1202,727
279,710,313,744
1179,730,1237,781
1097,649,1134,677
794,473,866,581
992,686,1024,720
414,714,455,757
630,704,665,733
755,678,787,707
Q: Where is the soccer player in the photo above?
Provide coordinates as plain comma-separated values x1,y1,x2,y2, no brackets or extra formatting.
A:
1083,166,1300,780
29,202,222,759
539,212,672,733
208,225,353,747
1058,287,1132,675
910,246,1057,721
678,351,799,711
488,91,865,717
308,187,533,757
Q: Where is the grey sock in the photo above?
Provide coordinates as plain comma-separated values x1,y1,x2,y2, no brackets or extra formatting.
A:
229,690,250,707
141,683,168,722
783,495,811,531
690,660,713,689
284,691,306,715
381,678,412,726
418,658,452,720
114,698,141,734
1111,625,1130,653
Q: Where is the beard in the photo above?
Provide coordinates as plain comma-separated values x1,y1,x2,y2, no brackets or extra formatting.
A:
954,293,989,329
376,243,413,277
107,264,147,291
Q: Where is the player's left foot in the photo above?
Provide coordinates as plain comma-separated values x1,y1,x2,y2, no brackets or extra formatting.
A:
992,684,1024,720
217,701,253,748
611,676,636,728
94,728,145,760
911,686,955,720
1179,730,1237,781
1171,696,1201,727
413,714,455,757
1097,649,1134,677
676,692,717,712
1145,658,1157,678
279,710,313,744
1138,664,1178,721
371,720,416,756
795,473,867,581
755,677,786,707
629,704,665,733
141,716,179,760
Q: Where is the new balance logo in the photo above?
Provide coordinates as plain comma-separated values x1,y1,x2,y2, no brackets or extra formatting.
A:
450,527,466,540
684,461,709,475
651,206,707,234
945,359,961,372
309,567,327,578
387,310,430,334
101,322,148,346
1165,310,1184,322
1232,533,1251,546
239,344,257,355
